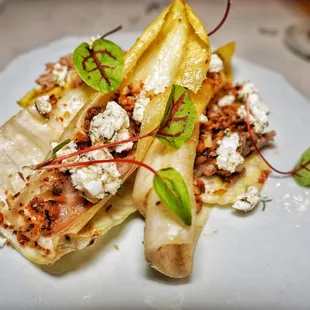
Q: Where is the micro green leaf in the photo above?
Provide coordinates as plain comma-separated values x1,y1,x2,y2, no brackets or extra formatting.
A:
37,150,193,226
36,86,196,169
153,167,192,225
51,139,71,159
73,38,124,93
261,197,272,211
246,99,310,187
156,85,197,149
293,148,310,187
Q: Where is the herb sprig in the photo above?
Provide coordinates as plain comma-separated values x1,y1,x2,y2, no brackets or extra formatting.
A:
26,85,197,225
208,0,232,36
51,139,71,159
34,85,195,169
261,197,272,211
73,26,124,93
245,99,310,187
39,158,192,226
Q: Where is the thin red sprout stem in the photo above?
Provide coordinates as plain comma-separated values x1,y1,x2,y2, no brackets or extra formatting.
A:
41,158,158,176
208,0,232,36
101,25,123,39
245,99,308,176
38,127,158,169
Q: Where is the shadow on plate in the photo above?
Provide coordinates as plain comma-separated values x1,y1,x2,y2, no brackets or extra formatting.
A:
144,265,191,285
40,213,140,276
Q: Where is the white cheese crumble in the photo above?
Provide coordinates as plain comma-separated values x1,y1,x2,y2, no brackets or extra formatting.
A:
216,133,244,173
70,149,121,201
133,91,150,123
87,34,101,49
237,82,258,102
51,140,78,161
209,54,224,73
111,129,132,153
0,235,7,248
51,141,79,172
90,101,133,153
237,92,269,134
236,81,270,134
200,114,208,123
50,142,122,201
218,94,236,107
232,186,260,212
35,95,52,116
53,63,68,87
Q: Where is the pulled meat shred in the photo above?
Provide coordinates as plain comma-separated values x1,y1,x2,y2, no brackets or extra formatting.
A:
36,54,82,91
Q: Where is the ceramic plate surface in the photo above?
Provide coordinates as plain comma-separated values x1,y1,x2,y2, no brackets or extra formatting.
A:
0,33,310,310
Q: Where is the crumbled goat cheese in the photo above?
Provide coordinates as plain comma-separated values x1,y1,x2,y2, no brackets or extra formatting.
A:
0,235,7,248
236,81,269,134
53,63,68,87
237,82,258,102
232,186,260,212
216,132,244,173
35,95,52,116
51,141,79,171
90,101,133,153
88,34,101,48
218,94,236,107
111,129,132,153
133,91,150,123
70,149,121,201
200,114,208,123
213,105,219,111
237,92,269,134
209,54,224,73
51,140,78,159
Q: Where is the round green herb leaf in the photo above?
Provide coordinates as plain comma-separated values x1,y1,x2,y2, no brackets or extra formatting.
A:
153,167,192,226
73,39,124,93
293,148,310,187
156,84,197,149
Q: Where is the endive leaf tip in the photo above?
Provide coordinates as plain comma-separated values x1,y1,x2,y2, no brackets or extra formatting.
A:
174,0,186,5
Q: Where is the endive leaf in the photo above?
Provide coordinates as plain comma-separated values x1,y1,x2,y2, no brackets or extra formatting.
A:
153,167,192,226
17,87,64,108
215,41,236,82
156,85,196,149
73,39,124,93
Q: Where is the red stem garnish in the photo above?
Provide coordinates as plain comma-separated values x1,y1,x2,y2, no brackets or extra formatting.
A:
245,99,309,176
41,158,158,176
36,127,159,170
101,25,123,39
208,0,232,36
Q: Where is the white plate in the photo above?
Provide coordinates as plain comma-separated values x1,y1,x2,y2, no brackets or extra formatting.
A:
0,33,310,310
